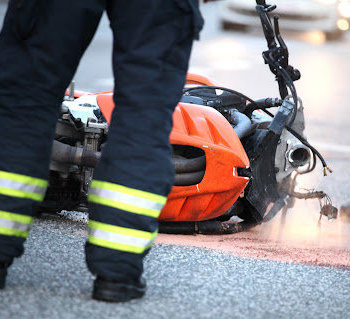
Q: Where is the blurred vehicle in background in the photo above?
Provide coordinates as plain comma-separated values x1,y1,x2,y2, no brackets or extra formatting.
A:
220,0,350,40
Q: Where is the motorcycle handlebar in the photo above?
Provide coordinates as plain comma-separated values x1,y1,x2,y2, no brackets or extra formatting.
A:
255,4,277,49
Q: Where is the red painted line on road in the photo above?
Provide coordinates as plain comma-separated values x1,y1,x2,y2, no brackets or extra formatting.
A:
155,226,350,269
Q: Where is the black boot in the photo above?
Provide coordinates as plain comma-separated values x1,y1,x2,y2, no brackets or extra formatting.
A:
0,263,8,289
92,276,146,302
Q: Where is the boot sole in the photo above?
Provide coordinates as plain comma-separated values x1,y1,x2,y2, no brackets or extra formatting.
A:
93,282,145,303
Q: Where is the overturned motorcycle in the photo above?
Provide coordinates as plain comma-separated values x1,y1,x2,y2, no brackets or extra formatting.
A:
41,0,337,234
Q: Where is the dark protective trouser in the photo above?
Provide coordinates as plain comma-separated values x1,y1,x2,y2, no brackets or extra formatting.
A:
0,0,203,280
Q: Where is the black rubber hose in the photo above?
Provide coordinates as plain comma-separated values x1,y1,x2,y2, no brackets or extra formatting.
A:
159,221,256,235
51,140,80,165
173,156,206,174
183,86,253,111
51,140,101,168
174,171,205,186
230,109,253,139
81,149,101,168
159,222,196,235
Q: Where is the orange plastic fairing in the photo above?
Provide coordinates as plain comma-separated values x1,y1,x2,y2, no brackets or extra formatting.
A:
96,93,114,124
64,89,91,98
186,73,214,86
159,103,249,221
94,74,250,222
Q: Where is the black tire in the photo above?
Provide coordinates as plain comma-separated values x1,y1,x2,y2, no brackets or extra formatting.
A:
236,200,260,224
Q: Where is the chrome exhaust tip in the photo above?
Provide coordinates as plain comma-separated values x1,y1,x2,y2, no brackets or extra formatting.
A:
288,145,310,167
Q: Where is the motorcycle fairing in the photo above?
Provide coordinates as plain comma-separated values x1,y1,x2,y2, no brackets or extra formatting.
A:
95,93,250,222
161,102,249,221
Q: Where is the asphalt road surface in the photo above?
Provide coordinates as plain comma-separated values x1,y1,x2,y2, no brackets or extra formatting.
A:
1,3,350,319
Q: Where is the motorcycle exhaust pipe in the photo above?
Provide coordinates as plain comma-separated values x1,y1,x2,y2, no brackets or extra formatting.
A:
288,145,310,167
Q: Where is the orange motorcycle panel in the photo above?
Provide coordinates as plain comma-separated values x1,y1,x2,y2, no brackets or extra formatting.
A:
96,93,114,124
94,77,250,222
159,103,249,222
65,89,91,98
186,73,214,86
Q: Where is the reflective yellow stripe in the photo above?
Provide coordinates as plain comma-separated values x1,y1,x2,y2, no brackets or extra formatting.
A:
0,210,33,238
88,236,147,254
0,210,33,224
0,171,47,188
0,226,28,238
88,181,166,218
0,170,47,202
89,220,156,239
0,186,44,202
88,194,161,218
91,180,166,204
88,220,158,254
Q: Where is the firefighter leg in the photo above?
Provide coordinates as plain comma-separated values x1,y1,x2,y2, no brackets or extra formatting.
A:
0,0,104,278
86,0,203,300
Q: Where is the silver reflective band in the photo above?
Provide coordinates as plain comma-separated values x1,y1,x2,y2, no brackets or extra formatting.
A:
0,178,46,196
89,187,164,212
88,228,154,248
0,218,31,232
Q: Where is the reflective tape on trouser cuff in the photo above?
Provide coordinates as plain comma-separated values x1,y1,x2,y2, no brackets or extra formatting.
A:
88,180,167,218
88,220,157,254
0,210,33,238
0,170,48,202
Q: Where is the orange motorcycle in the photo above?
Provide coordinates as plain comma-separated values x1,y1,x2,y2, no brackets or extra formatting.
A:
43,0,336,234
